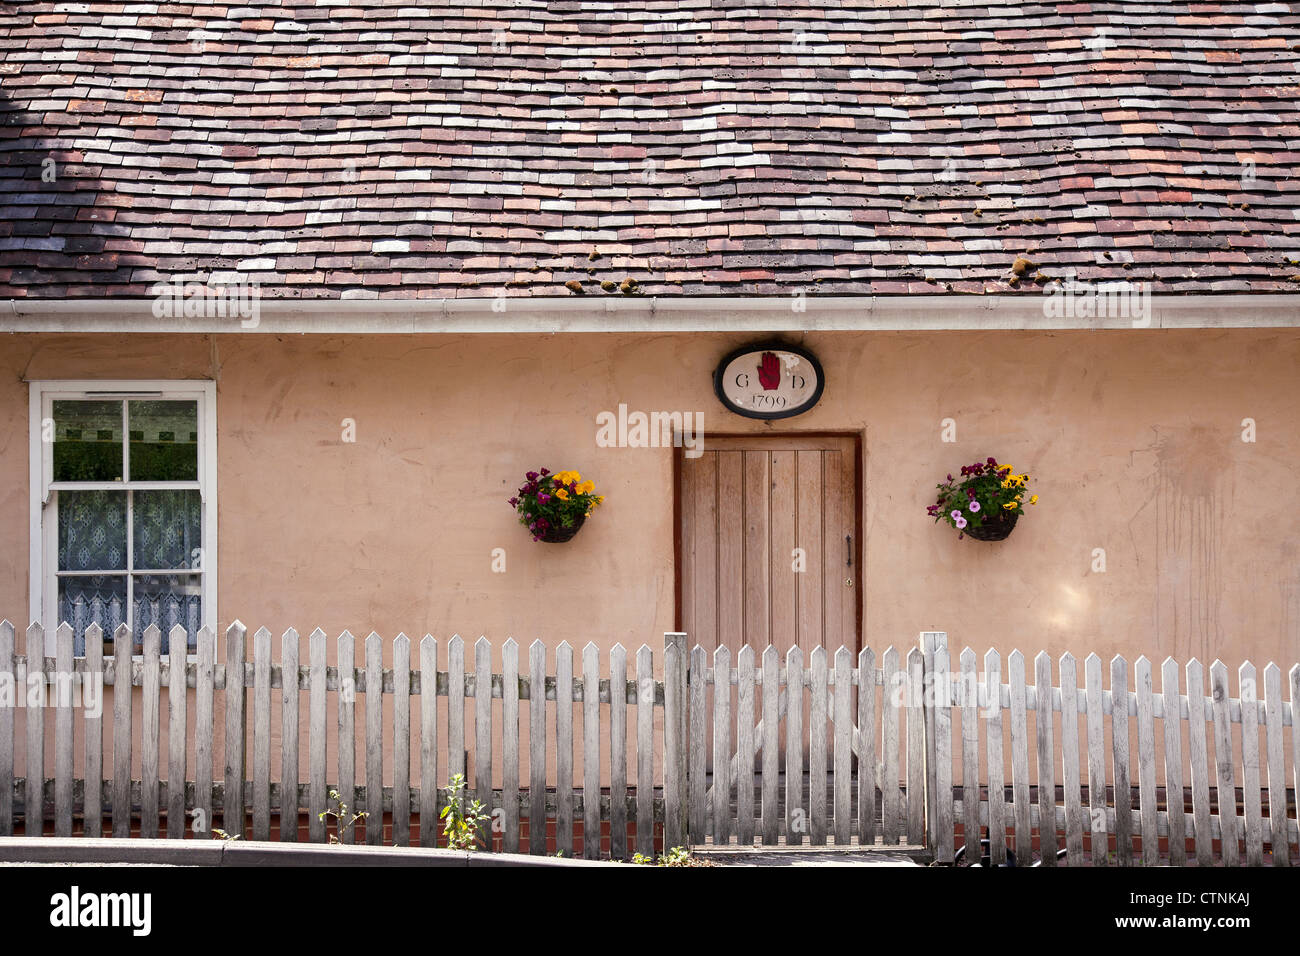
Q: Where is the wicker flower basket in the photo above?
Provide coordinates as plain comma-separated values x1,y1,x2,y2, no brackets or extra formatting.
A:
539,514,586,543
964,511,1018,542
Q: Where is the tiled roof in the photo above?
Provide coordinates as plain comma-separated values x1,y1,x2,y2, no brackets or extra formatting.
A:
2,1,1299,300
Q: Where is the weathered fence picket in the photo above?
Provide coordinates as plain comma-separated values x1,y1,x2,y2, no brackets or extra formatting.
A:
582,642,599,860
609,643,627,860
474,636,492,850
736,645,755,847
1161,657,1185,866
280,628,299,843
1,621,1295,866
635,643,654,858
252,627,271,841
0,620,13,836
419,634,438,849
112,622,131,839
84,623,103,838
1035,651,1057,866
555,640,573,855
528,639,545,855
499,637,517,854
54,623,74,838
336,630,354,845
170,625,190,840
26,623,44,836
368,632,387,846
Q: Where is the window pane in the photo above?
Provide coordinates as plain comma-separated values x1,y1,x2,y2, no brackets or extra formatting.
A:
58,490,127,571
129,400,198,481
52,400,123,482
133,574,201,651
133,490,202,570
58,574,126,656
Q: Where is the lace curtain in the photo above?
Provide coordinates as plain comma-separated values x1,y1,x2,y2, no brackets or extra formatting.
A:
57,489,201,654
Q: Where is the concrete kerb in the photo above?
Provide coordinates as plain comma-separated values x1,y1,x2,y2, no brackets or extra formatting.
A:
0,837,618,867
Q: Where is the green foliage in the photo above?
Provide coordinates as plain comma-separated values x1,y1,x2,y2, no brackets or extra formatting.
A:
211,828,241,842
440,773,491,851
631,846,714,867
318,788,368,844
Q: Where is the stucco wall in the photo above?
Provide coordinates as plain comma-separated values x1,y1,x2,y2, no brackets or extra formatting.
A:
3,328,1299,668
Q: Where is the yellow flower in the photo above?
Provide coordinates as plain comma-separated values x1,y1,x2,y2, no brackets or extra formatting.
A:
555,489,569,500
595,495,605,505
1002,502,1017,510
1030,495,1039,505
578,480,595,495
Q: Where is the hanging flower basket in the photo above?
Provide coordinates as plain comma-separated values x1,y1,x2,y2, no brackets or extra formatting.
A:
962,510,1018,541
509,468,604,543
926,457,1038,542
538,513,586,543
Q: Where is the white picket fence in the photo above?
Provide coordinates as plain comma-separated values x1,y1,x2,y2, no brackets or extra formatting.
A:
0,620,683,857
1,620,1296,864
920,633,1300,866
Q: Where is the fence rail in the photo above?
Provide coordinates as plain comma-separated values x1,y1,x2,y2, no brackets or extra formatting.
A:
1,620,1296,864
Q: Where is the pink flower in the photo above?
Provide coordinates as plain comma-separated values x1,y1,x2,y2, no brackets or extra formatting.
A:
968,500,980,513
955,515,968,529
950,510,962,521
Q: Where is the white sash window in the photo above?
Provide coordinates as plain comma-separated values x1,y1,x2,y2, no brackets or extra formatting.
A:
29,381,217,656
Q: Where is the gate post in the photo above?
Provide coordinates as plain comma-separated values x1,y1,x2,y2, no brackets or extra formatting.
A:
663,632,689,850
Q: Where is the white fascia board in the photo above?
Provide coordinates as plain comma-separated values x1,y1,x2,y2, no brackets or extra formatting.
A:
2,294,1299,333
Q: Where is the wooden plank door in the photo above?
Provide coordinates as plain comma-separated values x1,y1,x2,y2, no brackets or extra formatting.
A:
680,435,859,769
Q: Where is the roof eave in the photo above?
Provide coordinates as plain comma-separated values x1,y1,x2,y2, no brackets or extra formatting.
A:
3,294,1299,333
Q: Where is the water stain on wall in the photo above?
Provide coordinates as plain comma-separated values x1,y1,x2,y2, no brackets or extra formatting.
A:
1154,425,1225,665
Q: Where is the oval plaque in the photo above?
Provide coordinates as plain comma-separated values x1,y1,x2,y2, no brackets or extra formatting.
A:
713,343,824,420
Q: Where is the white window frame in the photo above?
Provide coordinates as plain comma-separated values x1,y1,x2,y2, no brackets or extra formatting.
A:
29,379,218,658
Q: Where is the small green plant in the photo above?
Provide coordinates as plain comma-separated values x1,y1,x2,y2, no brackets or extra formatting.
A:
631,846,715,867
211,828,241,842
440,773,490,851
318,788,368,844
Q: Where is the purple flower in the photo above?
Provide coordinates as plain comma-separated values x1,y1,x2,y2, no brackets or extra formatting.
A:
968,500,980,513
986,457,997,467
526,471,539,481
539,468,550,476
950,510,962,521
538,493,551,504
946,474,953,482
955,515,967,529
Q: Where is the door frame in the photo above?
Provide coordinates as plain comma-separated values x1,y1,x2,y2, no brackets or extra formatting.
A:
673,429,865,654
